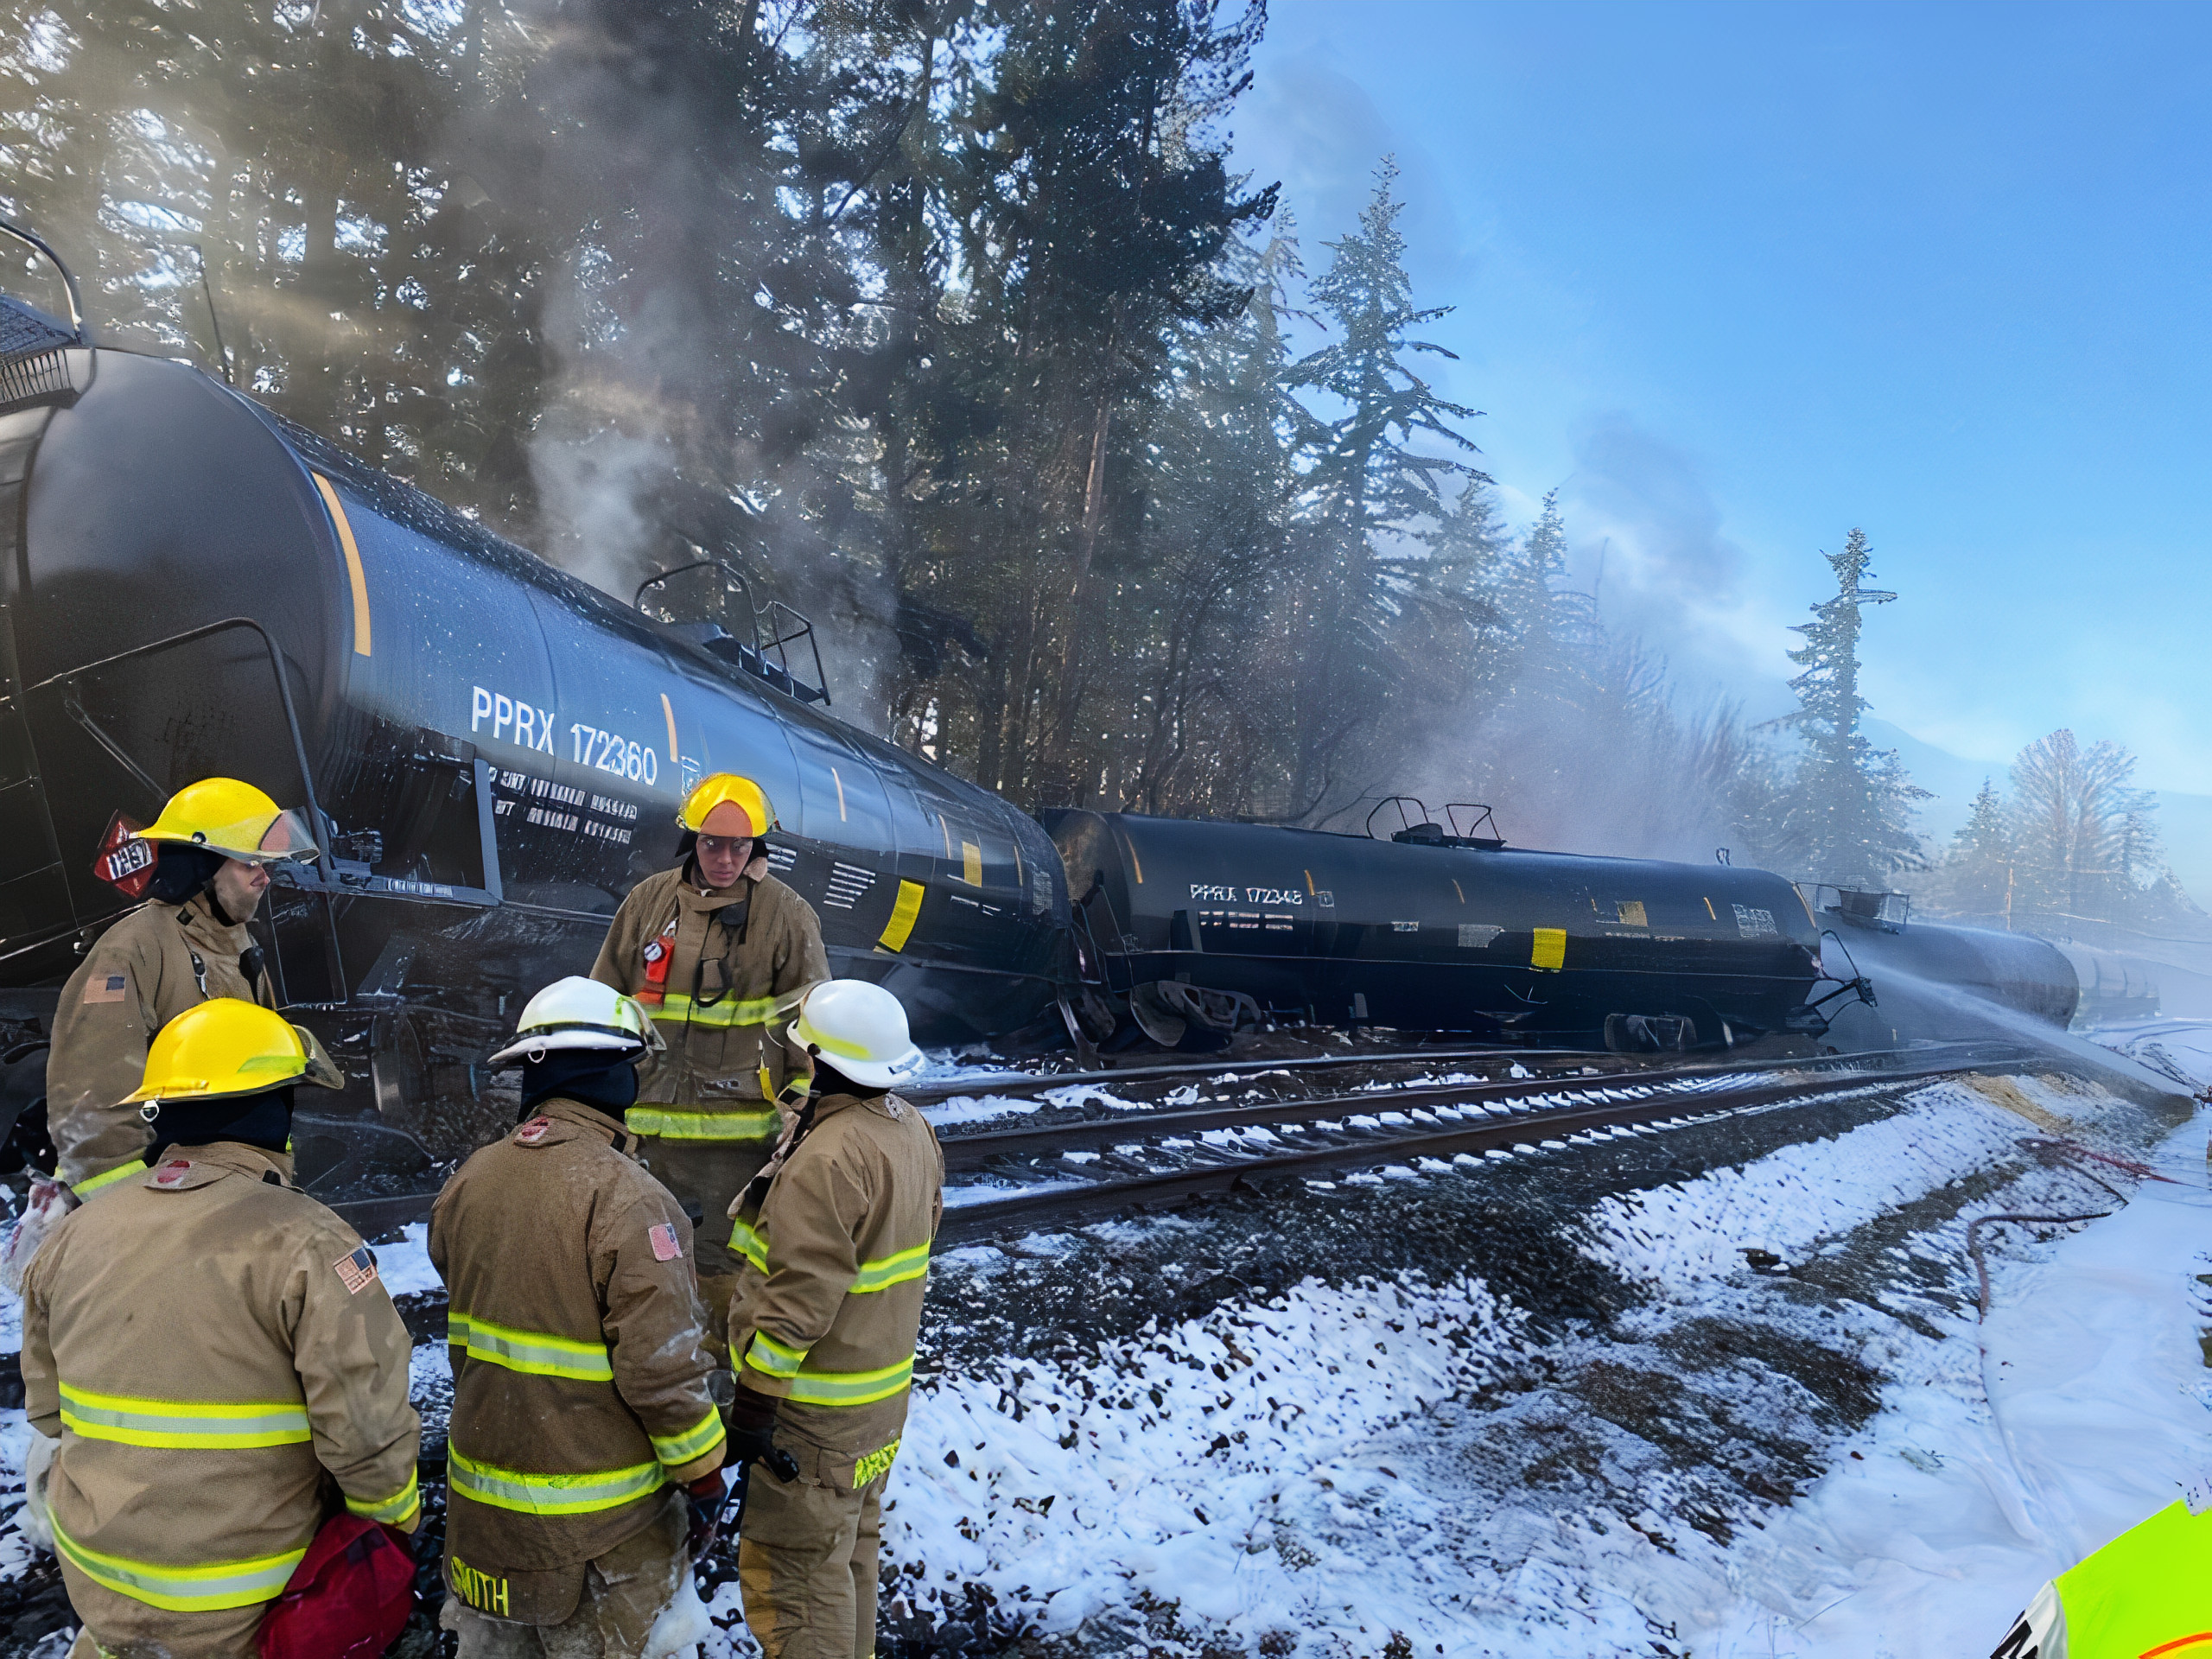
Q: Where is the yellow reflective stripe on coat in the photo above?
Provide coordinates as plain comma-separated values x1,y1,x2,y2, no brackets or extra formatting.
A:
650,1406,727,1469
746,1329,810,1379
731,1217,769,1273
648,992,780,1030
626,1104,780,1141
59,1382,310,1450
72,1160,143,1200
851,1242,930,1294
49,1512,305,1612
784,1352,915,1408
346,1469,421,1527
447,1311,615,1382
447,1445,664,1516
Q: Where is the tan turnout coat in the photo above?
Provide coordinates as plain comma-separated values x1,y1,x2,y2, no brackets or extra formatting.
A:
590,861,828,1145
21,1141,420,1646
46,896,276,1196
728,1090,944,1484
430,1096,728,1624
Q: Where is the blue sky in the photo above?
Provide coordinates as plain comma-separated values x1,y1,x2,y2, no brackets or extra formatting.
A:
1228,0,2212,830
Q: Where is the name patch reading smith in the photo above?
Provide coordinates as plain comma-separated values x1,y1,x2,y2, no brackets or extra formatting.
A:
334,1247,379,1295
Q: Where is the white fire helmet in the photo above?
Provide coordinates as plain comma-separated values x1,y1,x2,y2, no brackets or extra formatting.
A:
490,976,663,1065
787,980,925,1090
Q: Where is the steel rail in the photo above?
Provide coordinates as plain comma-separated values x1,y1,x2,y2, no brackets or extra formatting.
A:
933,1045,2040,1246
934,1040,2023,1170
905,1039,1808,1106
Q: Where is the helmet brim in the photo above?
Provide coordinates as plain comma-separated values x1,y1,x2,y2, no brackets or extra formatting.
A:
139,806,321,866
489,1025,650,1066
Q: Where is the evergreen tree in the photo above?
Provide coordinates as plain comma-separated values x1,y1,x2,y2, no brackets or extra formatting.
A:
1777,529,1926,884
1280,158,1485,818
1928,777,2018,920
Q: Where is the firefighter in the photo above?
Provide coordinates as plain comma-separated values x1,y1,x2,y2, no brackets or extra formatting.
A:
1988,1498,2212,1657
19,997,421,1659
590,772,828,1341
433,976,729,1657
728,978,939,1659
45,777,315,1202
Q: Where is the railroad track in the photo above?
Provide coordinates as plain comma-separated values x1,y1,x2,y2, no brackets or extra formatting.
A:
344,1038,2045,1344
931,1039,2040,1245
899,1041,1599,1107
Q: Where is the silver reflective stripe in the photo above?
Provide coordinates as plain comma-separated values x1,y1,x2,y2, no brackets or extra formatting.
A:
448,1446,664,1516
49,1513,305,1613
59,1381,310,1450
448,1311,614,1382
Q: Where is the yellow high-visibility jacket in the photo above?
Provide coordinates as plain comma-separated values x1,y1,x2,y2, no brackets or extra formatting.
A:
1990,1501,2212,1657
590,861,827,1146
728,1090,944,1488
431,1096,727,1624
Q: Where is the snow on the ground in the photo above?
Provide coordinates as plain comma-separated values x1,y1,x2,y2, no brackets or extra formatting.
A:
1582,1078,2063,1294
809,1079,2212,1659
1702,1107,2212,1656
2094,1018,2212,1092
0,1067,2202,1659
377,1221,443,1299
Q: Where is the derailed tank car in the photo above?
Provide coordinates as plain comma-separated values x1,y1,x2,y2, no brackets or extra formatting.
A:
0,241,1068,1203
1046,806,1830,1046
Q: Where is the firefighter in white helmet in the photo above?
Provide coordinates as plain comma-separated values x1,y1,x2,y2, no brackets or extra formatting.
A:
433,976,728,1656
590,773,829,1349
727,979,941,1659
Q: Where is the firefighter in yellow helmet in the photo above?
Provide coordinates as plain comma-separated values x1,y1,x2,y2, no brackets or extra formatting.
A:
44,778,316,1203
589,773,828,1345
20,998,421,1659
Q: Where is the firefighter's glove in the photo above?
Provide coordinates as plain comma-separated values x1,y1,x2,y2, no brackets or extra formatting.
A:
728,1378,782,1468
684,1471,728,1559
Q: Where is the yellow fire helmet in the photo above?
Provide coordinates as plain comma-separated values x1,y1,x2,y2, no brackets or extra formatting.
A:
137,777,321,864
676,772,778,838
121,998,345,1105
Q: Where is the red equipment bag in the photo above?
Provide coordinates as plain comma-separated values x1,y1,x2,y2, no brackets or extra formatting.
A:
257,1513,416,1659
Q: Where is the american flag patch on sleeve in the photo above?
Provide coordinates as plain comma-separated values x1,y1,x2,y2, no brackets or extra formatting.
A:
334,1246,379,1294
82,973,128,1005
648,1223,682,1262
